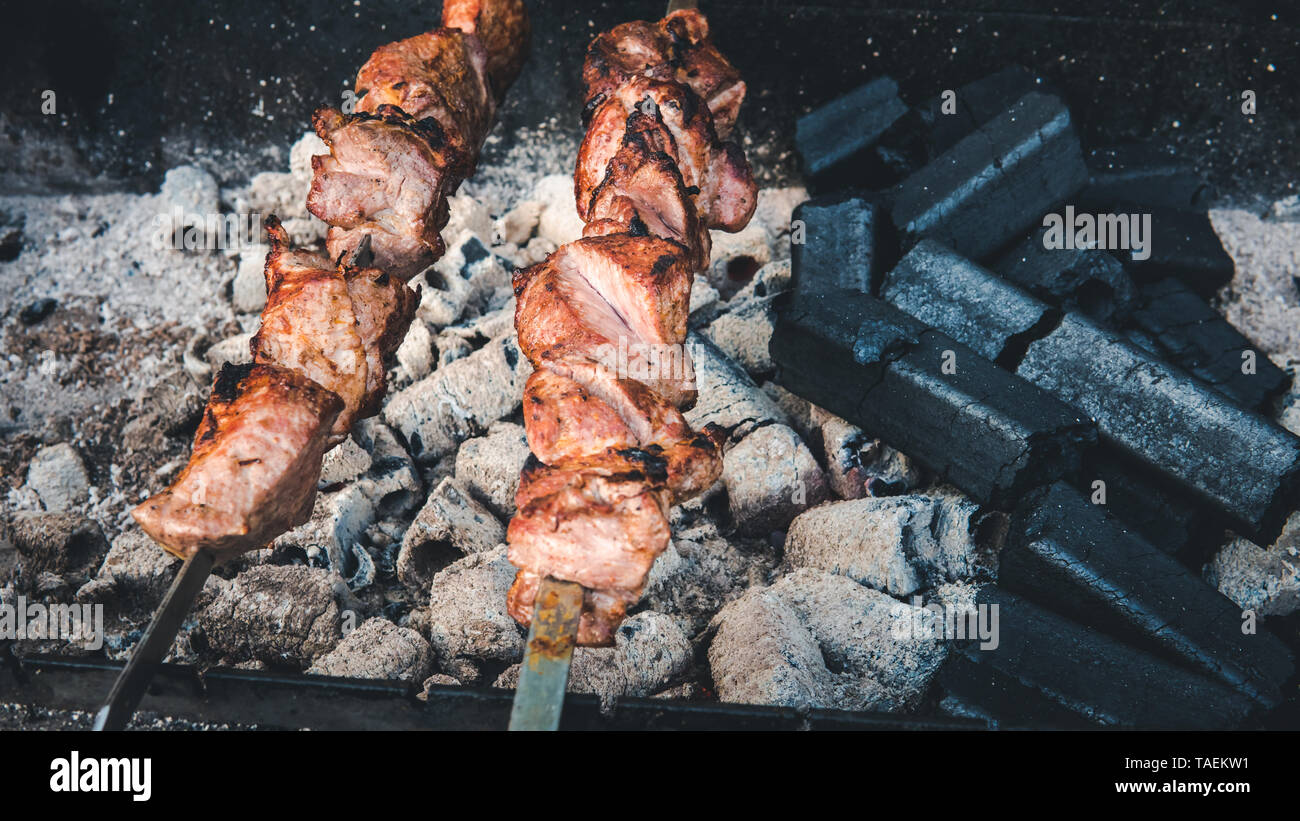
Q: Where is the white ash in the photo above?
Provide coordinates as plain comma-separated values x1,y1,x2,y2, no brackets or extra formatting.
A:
684,332,788,444
641,534,775,637
1210,208,1300,373
430,305,515,370
495,199,542,246
707,220,772,291
425,545,522,685
232,246,269,314
274,491,357,581
465,118,581,217
199,565,343,669
495,611,693,707
276,420,421,588
120,368,205,449
687,273,722,327
927,579,983,618
307,617,433,683
76,526,180,619
702,296,777,376
417,226,512,327
203,331,255,372
728,258,791,304
1275,382,1300,439
395,320,436,383
519,235,558,267
453,420,530,519
1,175,241,486
159,165,220,217
383,333,531,464
397,477,504,593
319,435,373,486
783,494,1002,598
1205,537,1300,618
24,444,91,513
824,417,912,499
760,381,819,442
1205,513,1300,619
707,569,947,712
751,186,808,247
722,423,831,536
532,173,586,247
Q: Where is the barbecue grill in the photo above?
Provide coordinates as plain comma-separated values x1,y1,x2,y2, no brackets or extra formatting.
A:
2,0,1298,732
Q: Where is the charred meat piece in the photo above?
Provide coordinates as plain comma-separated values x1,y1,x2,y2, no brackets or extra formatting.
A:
442,0,531,96
508,461,672,593
311,0,528,279
523,368,641,463
507,568,636,647
344,262,419,421
252,218,417,440
583,8,746,138
584,112,712,270
252,219,370,441
577,77,756,236
521,368,723,503
354,27,494,181
133,363,343,560
308,107,454,281
133,1,527,576
509,9,751,645
513,233,696,409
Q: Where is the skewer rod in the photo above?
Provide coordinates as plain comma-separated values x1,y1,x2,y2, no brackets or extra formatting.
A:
93,548,216,731
507,577,584,731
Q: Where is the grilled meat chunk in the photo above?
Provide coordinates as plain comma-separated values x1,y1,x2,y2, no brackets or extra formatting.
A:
584,112,712,270
252,220,369,441
513,233,696,409
344,262,419,420
354,27,494,181
310,0,529,279
442,0,531,95
140,221,418,561
583,8,746,138
133,363,343,560
577,78,756,237
308,107,453,281
133,0,526,575
521,368,723,502
508,9,754,645
252,218,417,440
508,462,672,593
523,368,640,463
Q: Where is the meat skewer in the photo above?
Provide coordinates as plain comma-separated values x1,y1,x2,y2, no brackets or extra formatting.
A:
506,3,756,728
94,0,529,731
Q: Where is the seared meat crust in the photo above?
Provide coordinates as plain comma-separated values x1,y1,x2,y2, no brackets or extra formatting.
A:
133,363,343,560
355,27,493,181
576,78,757,240
442,0,531,95
309,106,454,281
583,8,746,138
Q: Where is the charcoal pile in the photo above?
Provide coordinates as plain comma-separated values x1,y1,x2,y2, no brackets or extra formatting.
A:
775,66,1300,727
